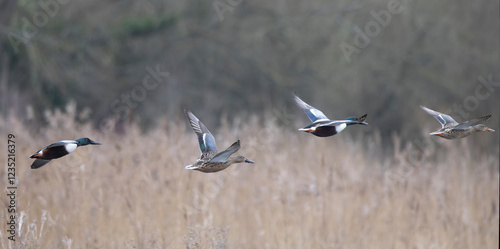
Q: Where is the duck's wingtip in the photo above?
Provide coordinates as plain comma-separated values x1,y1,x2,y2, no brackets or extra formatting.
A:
30,159,51,169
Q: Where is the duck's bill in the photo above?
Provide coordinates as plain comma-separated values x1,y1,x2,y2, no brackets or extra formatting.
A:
359,122,369,125
90,140,102,145
245,158,255,164
485,128,495,132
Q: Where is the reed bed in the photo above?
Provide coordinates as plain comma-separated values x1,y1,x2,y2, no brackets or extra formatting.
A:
0,108,498,248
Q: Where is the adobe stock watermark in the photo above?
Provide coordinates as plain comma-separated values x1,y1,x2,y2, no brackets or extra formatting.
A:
385,73,499,185
449,74,500,120
213,0,243,21
98,64,170,133
7,0,71,53
339,0,405,63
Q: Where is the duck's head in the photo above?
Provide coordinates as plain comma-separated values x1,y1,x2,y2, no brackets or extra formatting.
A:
474,124,495,133
345,116,368,125
229,155,254,164
76,137,102,146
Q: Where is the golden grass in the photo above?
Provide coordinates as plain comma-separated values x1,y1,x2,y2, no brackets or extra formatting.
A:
0,109,498,249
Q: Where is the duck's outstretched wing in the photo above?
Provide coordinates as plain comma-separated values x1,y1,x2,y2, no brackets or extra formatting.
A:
209,140,241,163
184,109,218,153
316,120,347,127
454,115,491,130
31,159,51,169
294,94,329,122
318,120,367,128
420,106,458,128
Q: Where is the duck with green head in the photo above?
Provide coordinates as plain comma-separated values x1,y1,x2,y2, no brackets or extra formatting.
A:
30,138,102,169
294,94,368,137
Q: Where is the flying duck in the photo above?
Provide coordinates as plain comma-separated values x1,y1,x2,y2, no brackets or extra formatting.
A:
294,94,368,137
30,138,102,169
184,109,254,173
420,105,494,139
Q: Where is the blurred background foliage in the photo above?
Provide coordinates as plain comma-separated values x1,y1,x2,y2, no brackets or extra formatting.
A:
0,0,498,147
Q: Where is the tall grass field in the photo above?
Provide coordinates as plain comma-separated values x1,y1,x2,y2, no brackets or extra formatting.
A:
1,108,498,249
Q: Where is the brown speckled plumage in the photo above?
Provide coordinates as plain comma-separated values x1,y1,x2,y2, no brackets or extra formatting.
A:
421,106,495,139
184,109,254,173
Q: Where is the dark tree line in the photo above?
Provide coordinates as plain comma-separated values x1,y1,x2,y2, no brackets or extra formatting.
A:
1,0,498,148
